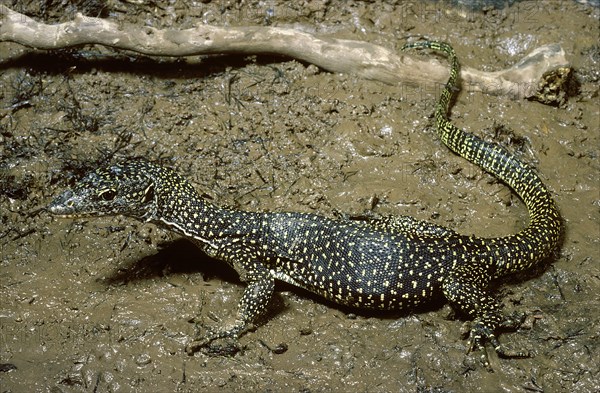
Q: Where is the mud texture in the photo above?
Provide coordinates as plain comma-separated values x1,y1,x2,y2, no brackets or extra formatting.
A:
1,1,599,392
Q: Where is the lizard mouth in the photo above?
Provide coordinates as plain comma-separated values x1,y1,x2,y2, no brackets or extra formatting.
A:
47,204,105,218
47,201,77,217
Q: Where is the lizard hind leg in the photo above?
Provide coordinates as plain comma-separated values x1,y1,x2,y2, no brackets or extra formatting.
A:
442,261,530,369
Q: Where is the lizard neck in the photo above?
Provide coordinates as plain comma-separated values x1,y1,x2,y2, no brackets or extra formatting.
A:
145,173,260,248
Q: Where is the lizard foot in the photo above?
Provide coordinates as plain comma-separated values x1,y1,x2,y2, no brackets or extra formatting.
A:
185,321,249,356
465,318,530,371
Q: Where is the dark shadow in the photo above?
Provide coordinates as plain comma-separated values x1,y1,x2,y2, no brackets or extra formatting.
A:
101,238,240,286
0,49,297,80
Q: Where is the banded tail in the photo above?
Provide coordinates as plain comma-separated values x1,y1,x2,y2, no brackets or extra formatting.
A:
402,41,561,277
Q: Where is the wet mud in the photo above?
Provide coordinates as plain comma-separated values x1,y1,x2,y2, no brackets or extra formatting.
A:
1,1,599,392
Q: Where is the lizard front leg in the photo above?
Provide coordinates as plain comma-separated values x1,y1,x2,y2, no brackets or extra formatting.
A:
186,247,274,355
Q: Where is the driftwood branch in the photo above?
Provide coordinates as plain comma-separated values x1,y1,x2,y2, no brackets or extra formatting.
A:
0,5,571,102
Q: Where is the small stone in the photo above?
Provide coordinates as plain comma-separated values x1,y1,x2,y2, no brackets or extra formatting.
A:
135,353,151,366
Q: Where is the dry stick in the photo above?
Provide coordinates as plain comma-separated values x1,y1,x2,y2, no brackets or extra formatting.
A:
0,6,569,101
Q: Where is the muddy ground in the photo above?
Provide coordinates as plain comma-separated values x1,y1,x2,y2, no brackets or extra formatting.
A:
1,1,599,392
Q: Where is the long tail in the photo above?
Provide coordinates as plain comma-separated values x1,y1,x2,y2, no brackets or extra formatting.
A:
402,41,561,277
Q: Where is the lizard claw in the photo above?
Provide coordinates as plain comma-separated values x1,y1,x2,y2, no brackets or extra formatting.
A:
466,320,530,371
185,321,248,356
185,338,211,355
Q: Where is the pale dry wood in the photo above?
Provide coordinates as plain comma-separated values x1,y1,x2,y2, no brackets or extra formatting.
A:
0,5,570,100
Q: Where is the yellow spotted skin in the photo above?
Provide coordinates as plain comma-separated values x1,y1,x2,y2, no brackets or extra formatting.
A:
48,41,561,365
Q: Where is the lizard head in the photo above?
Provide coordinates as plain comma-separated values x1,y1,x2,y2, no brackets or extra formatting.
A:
48,162,157,220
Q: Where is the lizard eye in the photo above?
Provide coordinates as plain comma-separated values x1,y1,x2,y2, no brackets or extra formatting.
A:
98,189,117,201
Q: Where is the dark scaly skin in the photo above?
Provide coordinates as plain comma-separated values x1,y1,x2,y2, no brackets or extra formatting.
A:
400,41,562,365
48,41,561,368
